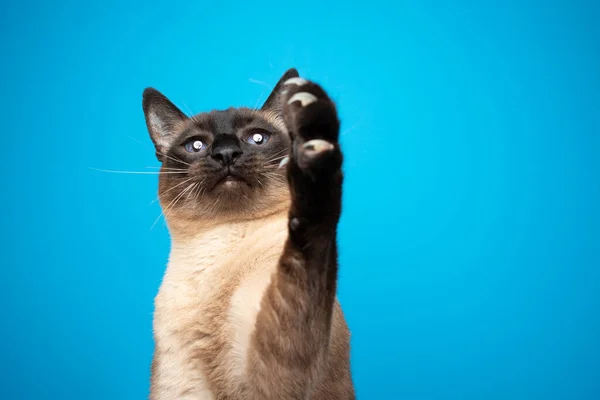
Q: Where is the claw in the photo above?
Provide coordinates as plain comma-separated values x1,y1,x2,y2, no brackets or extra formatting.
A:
278,156,290,168
283,77,308,86
303,139,334,155
287,92,318,107
297,139,337,176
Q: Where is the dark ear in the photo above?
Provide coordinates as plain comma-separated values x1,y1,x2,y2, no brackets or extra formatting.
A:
261,68,299,111
142,88,188,161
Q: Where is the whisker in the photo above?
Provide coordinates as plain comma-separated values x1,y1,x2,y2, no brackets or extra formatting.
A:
266,154,290,163
264,177,286,183
185,183,199,201
198,179,209,197
174,182,197,208
151,182,196,230
264,148,290,163
255,175,264,189
193,181,204,203
155,152,192,166
248,78,273,91
263,167,287,174
145,166,188,171
126,135,148,146
151,194,181,230
262,173,287,184
191,113,201,124
253,90,266,110
341,118,362,136
264,172,286,179
270,148,289,156
149,177,195,205
211,196,221,214
122,133,187,170
181,102,195,118
88,167,186,175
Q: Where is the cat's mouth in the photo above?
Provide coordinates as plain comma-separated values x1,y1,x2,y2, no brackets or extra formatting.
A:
213,170,249,189
221,175,242,187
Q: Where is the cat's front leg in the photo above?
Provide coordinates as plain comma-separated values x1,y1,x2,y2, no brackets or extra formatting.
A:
246,77,347,399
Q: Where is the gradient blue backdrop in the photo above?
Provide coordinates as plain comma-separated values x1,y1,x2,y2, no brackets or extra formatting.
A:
1,0,599,399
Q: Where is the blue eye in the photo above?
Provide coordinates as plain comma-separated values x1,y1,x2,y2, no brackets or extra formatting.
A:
246,132,270,145
184,139,204,153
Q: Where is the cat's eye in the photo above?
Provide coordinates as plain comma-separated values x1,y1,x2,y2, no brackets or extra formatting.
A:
184,139,204,153
246,131,270,145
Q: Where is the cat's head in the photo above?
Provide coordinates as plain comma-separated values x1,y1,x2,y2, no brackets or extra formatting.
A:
142,69,298,222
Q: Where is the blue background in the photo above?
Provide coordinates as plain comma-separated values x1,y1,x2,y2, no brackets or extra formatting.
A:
1,0,599,399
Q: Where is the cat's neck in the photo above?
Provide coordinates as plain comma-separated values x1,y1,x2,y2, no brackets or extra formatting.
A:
168,217,252,248
166,201,289,242
164,206,289,275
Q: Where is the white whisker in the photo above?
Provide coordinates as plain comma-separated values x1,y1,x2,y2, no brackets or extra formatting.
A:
145,166,188,171
341,118,362,136
253,90,266,110
266,154,290,163
155,152,192,166
151,182,196,230
149,177,195,205
181,102,195,118
88,167,186,175
249,78,273,91
126,135,148,146
194,185,202,202
255,175,264,188
265,148,290,163
186,183,199,201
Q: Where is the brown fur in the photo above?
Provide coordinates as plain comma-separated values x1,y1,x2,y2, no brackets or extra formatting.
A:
144,69,354,399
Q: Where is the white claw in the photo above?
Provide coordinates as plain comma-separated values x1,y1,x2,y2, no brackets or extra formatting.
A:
278,156,290,168
303,139,335,154
283,77,308,86
287,92,318,107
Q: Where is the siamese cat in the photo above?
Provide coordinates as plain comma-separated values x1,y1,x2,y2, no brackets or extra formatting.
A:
143,69,354,399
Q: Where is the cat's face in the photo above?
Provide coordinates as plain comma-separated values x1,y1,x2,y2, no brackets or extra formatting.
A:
142,69,298,221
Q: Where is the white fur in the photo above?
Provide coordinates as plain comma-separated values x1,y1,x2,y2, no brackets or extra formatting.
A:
152,216,288,399
153,225,235,399
149,112,172,149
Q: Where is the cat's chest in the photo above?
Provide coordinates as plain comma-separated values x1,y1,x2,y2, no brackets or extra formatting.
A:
151,218,287,396
153,219,287,340
154,230,244,332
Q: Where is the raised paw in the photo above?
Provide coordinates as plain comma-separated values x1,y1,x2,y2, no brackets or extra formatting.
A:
281,77,341,175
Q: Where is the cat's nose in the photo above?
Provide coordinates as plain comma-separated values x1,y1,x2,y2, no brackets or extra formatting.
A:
211,134,243,166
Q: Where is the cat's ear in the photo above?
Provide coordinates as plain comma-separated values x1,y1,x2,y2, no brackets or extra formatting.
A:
142,88,188,161
261,68,300,111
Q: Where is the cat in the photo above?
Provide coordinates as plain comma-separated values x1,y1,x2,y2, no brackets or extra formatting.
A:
143,68,355,399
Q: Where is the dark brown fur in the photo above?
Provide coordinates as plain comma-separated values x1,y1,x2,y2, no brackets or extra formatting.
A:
144,69,354,399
